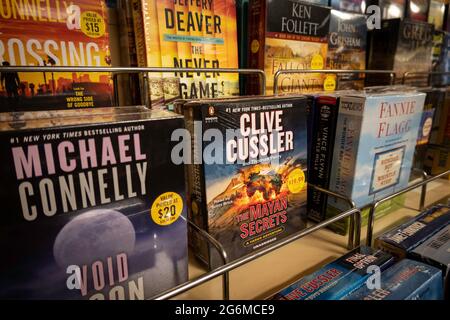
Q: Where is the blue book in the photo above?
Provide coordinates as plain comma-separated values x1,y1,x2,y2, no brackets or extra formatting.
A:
345,259,443,300
377,205,450,259
271,246,394,300
411,224,450,298
326,91,426,234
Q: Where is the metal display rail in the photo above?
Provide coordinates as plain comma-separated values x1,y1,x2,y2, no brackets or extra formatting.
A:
1,66,449,300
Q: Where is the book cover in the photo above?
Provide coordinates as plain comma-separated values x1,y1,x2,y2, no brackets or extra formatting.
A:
0,0,113,112
184,96,309,268
271,246,394,300
366,19,434,86
345,259,443,300
136,0,239,105
0,108,188,299
248,0,331,95
376,205,450,259
327,10,367,90
326,91,426,232
406,0,430,22
428,0,446,30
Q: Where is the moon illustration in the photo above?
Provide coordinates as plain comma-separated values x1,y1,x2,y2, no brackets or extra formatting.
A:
53,209,136,268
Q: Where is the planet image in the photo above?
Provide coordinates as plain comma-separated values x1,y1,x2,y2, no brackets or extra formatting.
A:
53,209,136,268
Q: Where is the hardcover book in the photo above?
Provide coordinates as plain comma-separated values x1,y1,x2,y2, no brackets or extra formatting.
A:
248,0,331,95
376,205,450,259
366,19,434,86
0,0,113,112
271,246,394,300
327,10,367,90
0,108,188,299
345,259,443,300
184,96,309,268
326,91,426,235
133,0,239,107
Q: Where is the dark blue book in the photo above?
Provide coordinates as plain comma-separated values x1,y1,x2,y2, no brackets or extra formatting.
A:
345,259,443,300
376,205,450,259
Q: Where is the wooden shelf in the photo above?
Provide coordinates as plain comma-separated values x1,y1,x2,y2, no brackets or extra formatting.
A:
174,178,450,300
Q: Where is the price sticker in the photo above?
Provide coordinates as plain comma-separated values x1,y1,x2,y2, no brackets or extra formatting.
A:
324,75,336,91
311,54,324,70
150,192,184,226
286,168,306,194
81,11,106,38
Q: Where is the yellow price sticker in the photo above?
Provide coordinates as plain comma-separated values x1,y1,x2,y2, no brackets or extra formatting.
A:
324,75,336,91
150,192,184,226
286,168,305,194
81,11,106,38
311,54,324,70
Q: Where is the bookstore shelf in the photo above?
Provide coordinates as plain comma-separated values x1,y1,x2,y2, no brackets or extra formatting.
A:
1,66,449,300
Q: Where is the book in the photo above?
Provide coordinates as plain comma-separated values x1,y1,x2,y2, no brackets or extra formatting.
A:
307,94,340,222
345,259,443,300
376,205,450,259
183,96,309,269
270,246,394,300
406,0,430,22
134,0,239,107
0,107,188,299
247,0,331,95
327,10,367,90
366,19,434,86
428,0,446,30
326,91,426,235
0,0,113,112
411,224,450,298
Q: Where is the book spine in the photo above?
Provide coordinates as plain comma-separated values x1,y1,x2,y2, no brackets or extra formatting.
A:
308,96,339,222
328,96,365,213
184,107,210,267
247,0,266,95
